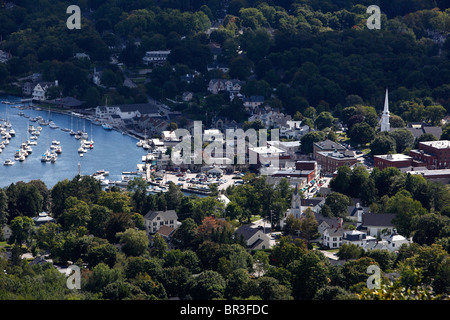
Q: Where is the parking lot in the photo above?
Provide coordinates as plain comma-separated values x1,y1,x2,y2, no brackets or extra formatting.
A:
155,171,243,191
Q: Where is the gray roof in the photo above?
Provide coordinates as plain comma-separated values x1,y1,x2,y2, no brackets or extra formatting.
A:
144,210,178,221
314,213,341,229
347,205,369,218
301,197,325,208
326,227,347,237
362,213,395,227
314,139,346,151
235,225,263,241
406,126,442,140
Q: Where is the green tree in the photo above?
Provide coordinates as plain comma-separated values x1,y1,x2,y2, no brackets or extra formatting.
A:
271,236,307,267
188,270,226,300
288,251,330,300
298,208,320,244
314,111,335,130
150,233,168,259
9,216,35,246
370,133,397,155
60,197,91,231
348,122,375,145
337,243,364,260
117,228,149,257
325,192,351,218
88,205,111,238
386,190,428,237
98,191,131,214
389,128,415,153
412,213,450,246
300,131,325,154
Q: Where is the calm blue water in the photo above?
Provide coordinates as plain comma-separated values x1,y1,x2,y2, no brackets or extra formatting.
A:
0,96,146,188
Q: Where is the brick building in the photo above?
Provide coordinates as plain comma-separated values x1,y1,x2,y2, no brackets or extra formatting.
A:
409,140,450,169
373,154,413,170
316,150,359,174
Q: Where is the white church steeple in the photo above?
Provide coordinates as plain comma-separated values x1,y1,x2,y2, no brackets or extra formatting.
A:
380,88,390,132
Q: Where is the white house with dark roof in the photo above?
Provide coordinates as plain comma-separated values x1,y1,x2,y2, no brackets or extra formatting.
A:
32,81,58,101
235,224,271,250
143,209,179,234
323,227,347,249
362,213,397,239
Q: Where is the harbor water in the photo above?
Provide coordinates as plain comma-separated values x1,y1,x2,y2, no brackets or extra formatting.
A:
0,96,147,188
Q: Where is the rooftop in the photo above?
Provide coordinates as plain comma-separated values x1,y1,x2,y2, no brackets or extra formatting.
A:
420,140,450,149
314,139,346,150
317,150,357,159
374,154,412,161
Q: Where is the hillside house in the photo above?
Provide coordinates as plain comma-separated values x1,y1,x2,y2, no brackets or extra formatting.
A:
144,209,179,234
235,225,271,250
32,81,58,101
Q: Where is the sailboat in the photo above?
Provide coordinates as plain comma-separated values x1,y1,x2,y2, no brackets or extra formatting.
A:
61,112,71,132
41,150,51,162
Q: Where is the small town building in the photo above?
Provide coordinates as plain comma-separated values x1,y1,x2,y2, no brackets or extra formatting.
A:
143,209,179,234
235,225,271,250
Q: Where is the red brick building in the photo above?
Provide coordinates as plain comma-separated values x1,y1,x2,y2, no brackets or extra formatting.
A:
373,154,413,170
316,150,359,174
409,140,450,169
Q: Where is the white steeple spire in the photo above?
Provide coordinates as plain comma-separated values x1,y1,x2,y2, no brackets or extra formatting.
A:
380,88,390,132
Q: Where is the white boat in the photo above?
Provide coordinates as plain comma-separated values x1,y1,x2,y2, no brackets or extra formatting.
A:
4,159,15,166
51,140,60,145
78,146,87,153
50,153,57,163
49,122,59,129
41,150,51,162
9,128,15,136
94,169,109,176
102,123,113,130
70,130,76,135
84,140,94,149
61,128,70,132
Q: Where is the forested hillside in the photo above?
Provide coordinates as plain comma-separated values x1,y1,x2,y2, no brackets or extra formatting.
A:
0,0,448,118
